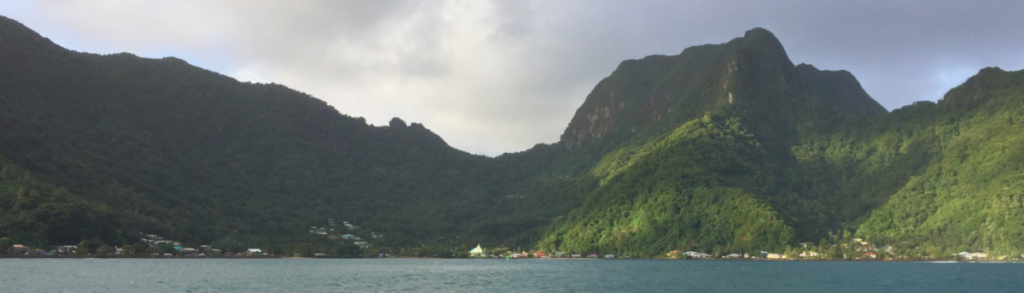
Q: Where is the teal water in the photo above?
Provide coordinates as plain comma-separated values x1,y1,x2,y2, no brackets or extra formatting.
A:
1,259,1021,292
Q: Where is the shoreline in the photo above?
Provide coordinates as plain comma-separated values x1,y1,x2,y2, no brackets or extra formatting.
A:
2,255,1019,263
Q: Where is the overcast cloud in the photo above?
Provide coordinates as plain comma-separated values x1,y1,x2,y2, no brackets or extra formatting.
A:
2,0,1023,156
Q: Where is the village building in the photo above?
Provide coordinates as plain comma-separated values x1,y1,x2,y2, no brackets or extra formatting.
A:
682,251,711,259
247,248,263,256
57,245,77,254
971,252,988,260
571,254,581,258
881,245,893,253
604,254,615,259
10,244,30,254
958,252,987,260
724,253,742,259
180,248,199,257
310,227,328,235
862,251,877,259
799,251,820,258
469,244,486,257
766,253,784,259
534,252,548,258
343,221,358,230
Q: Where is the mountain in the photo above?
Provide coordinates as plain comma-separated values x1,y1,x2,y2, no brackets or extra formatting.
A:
2,14,1022,258
855,68,1024,254
535,29,1024,257
0,15,519,251
533,28,894,256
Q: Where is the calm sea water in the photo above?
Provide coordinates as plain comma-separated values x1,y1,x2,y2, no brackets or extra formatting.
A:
1,258,1022,292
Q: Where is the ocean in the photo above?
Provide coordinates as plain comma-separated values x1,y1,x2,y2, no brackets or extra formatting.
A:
1,258,1021,292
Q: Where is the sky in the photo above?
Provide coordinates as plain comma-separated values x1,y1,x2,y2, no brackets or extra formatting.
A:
2,0,1023,156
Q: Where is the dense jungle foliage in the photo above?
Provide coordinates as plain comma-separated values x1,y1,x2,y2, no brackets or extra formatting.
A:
2,15,1022,257
0,16,522,251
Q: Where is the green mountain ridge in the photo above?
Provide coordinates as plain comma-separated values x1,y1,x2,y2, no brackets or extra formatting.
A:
0,15,516,250
2,15,1022,257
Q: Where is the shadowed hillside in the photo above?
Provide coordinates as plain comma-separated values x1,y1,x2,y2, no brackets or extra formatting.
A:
3,15,1023,258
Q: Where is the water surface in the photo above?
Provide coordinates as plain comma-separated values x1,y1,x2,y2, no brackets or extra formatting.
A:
1,258,1021,292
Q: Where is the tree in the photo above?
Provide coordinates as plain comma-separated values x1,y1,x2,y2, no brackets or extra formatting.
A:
296,243,313,257
332,242,362,258
96,245,114,257
0,237,11,253
157,242,176,255
76,240,89,256
133,243,150,256
121,244,135,256
784,245,798,259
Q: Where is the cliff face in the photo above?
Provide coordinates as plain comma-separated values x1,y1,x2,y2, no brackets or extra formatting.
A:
559,28,885,150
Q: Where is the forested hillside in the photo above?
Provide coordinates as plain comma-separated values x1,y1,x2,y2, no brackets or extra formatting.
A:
0,15,521,251
536,28,893,255
855,68,1024,255
2,15,1022,257
529,28,1024,257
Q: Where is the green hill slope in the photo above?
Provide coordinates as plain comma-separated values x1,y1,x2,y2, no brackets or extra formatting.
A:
536,28,897,255
3,13,1023,257
0,15,517,250
531,29,1024,257
855,68,1024,256
539,115,794,256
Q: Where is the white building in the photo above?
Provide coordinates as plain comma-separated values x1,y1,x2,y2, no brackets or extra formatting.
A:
682,251,711,259
799,251,820,258
469,244,485,257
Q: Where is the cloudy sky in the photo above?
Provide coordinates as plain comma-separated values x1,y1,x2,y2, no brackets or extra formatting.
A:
2,1,1022,156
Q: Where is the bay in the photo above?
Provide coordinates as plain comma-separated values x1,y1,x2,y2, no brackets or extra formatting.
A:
1,259,1022,292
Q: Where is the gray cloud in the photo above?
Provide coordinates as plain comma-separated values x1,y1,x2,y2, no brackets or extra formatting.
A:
3,0,1023,156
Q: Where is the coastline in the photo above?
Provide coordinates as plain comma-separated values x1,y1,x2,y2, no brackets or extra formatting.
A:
3,254,1020,263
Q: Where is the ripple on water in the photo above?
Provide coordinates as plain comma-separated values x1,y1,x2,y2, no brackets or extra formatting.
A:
1,259,1023,293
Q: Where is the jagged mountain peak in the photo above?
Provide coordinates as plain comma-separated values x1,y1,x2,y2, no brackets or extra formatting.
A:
939,66,1022,109
559,27,883,149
